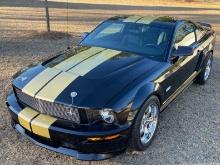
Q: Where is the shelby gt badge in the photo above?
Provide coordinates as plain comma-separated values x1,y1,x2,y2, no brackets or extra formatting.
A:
6,15,216,160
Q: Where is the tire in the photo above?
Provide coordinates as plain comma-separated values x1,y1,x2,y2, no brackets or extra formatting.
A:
195,52,213,85
11,118,16,128
130,96,160,151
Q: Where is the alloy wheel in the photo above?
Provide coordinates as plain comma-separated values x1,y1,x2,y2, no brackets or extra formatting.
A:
140,103,159,145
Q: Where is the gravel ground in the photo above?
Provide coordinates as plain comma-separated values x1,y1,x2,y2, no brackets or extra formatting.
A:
0,0,220,164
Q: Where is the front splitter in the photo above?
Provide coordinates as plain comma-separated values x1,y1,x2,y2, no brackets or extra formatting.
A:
14,124,126,161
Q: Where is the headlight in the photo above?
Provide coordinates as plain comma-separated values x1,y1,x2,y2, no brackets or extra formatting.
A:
99,109,115,123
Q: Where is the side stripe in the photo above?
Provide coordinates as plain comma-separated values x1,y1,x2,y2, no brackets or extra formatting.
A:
22,68,61,97
160,71,199,111
123,15,142,22
68,49,121,76
18,107,39,131
53,47,105,71
35,72,78,102
31,114,57,138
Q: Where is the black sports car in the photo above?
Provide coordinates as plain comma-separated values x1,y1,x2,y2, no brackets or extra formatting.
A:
6,16,216,160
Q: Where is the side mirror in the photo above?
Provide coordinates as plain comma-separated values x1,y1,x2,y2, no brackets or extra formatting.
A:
173,46,194,57
81,32,89,41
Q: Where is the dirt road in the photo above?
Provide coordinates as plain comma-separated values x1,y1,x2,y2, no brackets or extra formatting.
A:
0,0,220,164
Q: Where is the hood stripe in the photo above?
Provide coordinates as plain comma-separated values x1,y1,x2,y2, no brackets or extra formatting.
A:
123,15,142,23
35,72,78,102
34,49,121,102
136,16,158,24
67,49,121,76
21,47,104,97
22,68,61,97
53,47,105,71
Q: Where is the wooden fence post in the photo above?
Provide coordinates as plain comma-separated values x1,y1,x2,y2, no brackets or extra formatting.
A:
45,0,50,32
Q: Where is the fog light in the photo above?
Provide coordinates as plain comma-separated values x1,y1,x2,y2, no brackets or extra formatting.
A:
88,134,120,141
99,109,115,123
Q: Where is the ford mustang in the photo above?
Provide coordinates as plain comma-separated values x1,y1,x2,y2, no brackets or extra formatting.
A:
6,16,216,160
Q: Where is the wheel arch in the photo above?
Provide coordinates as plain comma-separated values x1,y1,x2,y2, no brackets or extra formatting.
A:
196,50,213,71
202,50,213,66
130,83,164,113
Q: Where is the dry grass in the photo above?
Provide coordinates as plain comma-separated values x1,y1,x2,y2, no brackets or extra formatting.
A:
56,0,220,8
1,0,220,38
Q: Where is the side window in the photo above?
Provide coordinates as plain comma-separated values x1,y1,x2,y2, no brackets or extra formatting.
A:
174,23,196,49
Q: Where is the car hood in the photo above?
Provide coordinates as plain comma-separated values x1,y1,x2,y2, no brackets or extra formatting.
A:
13,46,160,108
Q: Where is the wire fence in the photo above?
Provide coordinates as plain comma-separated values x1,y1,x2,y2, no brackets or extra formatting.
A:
1,0,219,38
0,0,219,56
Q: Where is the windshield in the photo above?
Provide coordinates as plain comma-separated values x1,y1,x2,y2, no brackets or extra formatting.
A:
81,20,173,61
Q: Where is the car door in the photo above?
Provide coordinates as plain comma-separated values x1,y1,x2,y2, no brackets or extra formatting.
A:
172,22,202,79
159,22,200,101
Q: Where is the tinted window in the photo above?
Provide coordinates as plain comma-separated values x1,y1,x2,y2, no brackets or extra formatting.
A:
174,22,196,49
81,20,173,61
94,23,124,39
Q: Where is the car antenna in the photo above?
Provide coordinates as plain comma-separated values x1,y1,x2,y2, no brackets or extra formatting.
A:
66,0,70,49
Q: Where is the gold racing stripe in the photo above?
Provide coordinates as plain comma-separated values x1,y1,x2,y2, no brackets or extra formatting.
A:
17,49,121,138
68,49,121,76
22,68,61,97
35,49,121,102
18,106,57,138
31,114,57,138
22,47,105,97
136,16,158,24
123,15,142,22
35,72,78,102
18,107,39,131
53,47,105,71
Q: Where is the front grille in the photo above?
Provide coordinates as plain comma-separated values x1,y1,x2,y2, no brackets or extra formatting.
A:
14,87,100,124
14,88,82,124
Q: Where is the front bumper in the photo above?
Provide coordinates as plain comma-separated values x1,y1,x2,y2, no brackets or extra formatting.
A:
6,93,131,160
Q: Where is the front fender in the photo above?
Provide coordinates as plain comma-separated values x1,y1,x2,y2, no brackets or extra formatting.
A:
131,83,163,112
123,83,164,123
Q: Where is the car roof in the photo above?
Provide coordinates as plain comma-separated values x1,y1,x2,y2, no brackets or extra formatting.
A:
107,15,182,27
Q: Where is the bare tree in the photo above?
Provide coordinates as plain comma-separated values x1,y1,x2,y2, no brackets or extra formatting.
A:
45,0,50,32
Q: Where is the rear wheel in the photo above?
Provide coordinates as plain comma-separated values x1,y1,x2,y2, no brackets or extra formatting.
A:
130,96,160,151
195,52,213,85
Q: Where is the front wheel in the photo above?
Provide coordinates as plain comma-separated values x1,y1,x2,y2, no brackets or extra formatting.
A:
130,96,160,151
